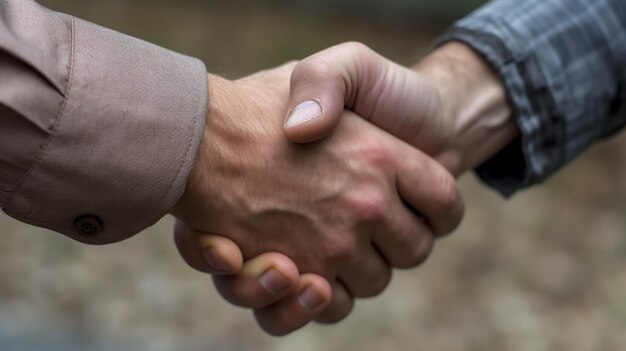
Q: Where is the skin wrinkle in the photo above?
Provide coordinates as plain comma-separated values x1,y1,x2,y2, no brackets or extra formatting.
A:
343,44,363,110
414,43,517,175
412,74,443,150
359,63,391,123
345,43,376,118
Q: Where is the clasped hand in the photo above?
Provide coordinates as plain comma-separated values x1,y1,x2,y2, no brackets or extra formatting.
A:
171,42,512,336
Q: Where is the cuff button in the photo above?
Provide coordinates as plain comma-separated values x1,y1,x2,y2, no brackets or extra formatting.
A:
74,215,103,236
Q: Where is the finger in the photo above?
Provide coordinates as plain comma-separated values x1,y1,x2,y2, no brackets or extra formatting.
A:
372,204,435,269
173,220,243,275
335,242,392,298
284,42,391,143
254,274,332,336
213,252,301,309
314,280,355,324
394,147,465,237
197,233,245,274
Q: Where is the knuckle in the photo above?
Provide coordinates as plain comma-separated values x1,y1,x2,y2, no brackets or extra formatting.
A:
415,235,435,266
438,171,460,209
315,302,354,324
293,55,334,80
356,271,392,298
283,60,299,69
257,314,296,337
395,235,434,269
344,188,388,223
340,41,372,55
364,146,393,168
434,171,464,229
323,235,357,263
213,278,248,307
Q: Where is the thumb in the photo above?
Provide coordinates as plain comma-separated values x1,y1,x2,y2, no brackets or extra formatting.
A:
284,42,389,143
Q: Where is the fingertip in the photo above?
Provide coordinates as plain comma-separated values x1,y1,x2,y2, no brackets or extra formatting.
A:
297,274,332,314
253,274,332,336
284,99,336,143
285,56,348,144
201,245,240,275
173,220,206,272
196,233,244,274
241,252,298,279
213,252,301,309
242,252,300,295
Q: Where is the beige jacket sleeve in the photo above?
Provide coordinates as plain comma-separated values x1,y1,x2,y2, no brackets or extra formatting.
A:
0,0,208,244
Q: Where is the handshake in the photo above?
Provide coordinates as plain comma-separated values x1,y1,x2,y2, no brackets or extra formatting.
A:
171,41,518,336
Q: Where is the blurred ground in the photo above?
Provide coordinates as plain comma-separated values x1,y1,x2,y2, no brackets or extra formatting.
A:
2,1,626,350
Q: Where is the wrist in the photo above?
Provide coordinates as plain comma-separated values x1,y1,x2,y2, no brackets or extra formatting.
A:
415,42,518,176
172,73,233,221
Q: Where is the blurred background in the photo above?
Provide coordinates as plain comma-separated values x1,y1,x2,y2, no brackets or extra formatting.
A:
2,0,626,350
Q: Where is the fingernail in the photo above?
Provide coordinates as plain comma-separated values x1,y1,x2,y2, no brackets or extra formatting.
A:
259,268,291,294
285,100,323,129
298,286,323,311
203,246,232,273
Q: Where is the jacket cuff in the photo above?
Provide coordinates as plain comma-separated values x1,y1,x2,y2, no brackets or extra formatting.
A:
4,16,207,244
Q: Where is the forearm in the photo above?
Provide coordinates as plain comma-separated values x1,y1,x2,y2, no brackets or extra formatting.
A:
415,42,518,177
431,0,626,196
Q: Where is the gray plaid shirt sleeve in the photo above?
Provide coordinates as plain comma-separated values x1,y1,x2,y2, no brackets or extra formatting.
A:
436,0,626,196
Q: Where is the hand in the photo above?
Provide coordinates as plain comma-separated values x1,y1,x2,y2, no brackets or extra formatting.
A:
186,41,516,335
172,62,464,335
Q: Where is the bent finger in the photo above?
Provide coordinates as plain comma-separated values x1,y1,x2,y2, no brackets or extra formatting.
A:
254,274,332,336
372,203,435,269
313,280,355,324
213,252,300,309
173,221,243,275
336,243,392,298
393,147,465,237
